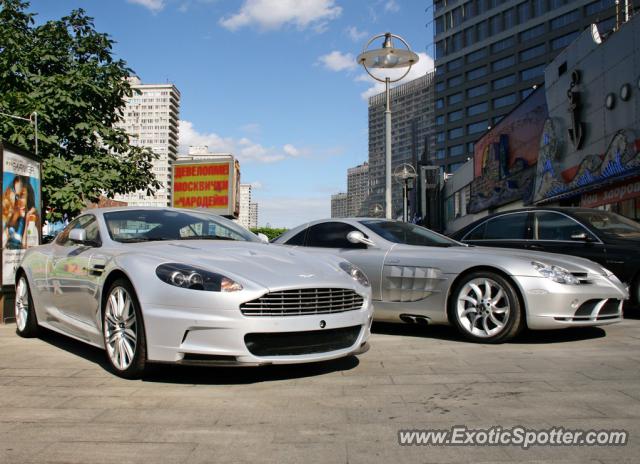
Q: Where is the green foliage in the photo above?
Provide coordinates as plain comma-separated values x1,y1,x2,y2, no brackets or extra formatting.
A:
0,0,160,221
250,227,288,241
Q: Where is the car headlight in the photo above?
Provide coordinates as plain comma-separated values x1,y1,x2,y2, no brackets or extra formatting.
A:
156,263,243,292
339,261,370,287
531,261,579,285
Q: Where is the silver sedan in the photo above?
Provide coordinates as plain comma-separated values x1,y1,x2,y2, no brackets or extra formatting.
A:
274,219,628,343
15,208,372,378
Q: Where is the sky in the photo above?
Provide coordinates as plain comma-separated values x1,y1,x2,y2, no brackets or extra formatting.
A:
28,0,435,228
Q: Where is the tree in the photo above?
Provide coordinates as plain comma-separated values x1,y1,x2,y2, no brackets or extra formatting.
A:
0,0,160,222
250,227,288,241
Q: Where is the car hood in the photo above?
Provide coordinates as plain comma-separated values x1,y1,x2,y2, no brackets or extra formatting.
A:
125,240,356,291
389,244,607,276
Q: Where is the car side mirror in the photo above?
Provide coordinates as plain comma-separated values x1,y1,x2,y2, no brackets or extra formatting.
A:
347,231,375,247
69,229,87,244
257,233,269,244
570,232,590,241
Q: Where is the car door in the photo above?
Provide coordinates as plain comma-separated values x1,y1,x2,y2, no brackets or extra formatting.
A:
287,221,388,301
461,211,532,249
48,215,103,334
529,211,607,266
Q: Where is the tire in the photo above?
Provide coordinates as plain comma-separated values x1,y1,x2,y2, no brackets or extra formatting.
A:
15,274,40,338
448,271,524,343
102,278,147,379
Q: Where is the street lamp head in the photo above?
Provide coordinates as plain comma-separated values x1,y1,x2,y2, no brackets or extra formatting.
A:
357,32,419,82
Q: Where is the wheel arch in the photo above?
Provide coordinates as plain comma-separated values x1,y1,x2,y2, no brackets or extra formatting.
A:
446,265,528,328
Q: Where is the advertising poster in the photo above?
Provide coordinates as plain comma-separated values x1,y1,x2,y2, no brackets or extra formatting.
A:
1,143,41,287
172,160,236,216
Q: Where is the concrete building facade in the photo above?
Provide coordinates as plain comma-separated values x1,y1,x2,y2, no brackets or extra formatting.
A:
367,73,435,219
347,162,369,216
432,0,617,174
331,192,349,218
115,77,180,207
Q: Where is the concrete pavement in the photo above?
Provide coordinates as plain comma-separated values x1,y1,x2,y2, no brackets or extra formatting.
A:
1,319,639,463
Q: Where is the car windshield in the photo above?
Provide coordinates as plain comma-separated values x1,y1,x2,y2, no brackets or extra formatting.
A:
574,210,640,239
360,220,461,247
104,209,260,243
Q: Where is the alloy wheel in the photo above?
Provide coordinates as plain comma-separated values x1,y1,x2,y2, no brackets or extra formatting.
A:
15,277,29,332
456,277,511,338
104,286,137,371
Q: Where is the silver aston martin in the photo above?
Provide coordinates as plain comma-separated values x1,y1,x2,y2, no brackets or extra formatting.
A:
14,208,373,378
274,219,629,343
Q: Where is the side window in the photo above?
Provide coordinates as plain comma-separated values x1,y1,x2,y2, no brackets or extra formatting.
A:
464,222,486,240
305,222,367,249
535,212,596,241
285,229,307,246
56,215,101,247
483,213,528,240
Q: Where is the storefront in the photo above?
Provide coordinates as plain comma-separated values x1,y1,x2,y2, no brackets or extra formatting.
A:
580,176,640,220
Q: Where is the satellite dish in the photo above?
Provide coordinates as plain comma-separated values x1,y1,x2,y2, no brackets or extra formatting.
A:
369,203,384,217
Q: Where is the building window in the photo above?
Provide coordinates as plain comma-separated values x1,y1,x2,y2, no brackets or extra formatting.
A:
477,20,490,41
521,88,535,99
551,10,579,29
467,120,489,135
493,93,517,108
550,31,579,50
448,109,464,122
492,55,515,72
467,101,488,116
532,0,547,16
435,149,446,159
504,7,517,28
436,40,446,59
436,98,445,109
448,92,463,105
435,115,445,126
467,83,488,98
448,75,463,87
467,47,487,63
520,23,545,41
520,63,546,80
436,132,445,143
586,0,616,15
490,14,502,35
492,74,516,90
598,16,616,33
447,57,463,71
491,36,514,53
448,127,464,139
520,43,546,61
449,162,464,174
449,144,465,157
452,32,463,52
518,2,531,23
435,15,445,34
435,80,446,92
467,142,475,155
464,27,475,47
467,65,487,80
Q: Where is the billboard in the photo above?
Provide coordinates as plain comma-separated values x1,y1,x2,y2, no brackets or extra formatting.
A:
172,158,240,217
1,142,41,287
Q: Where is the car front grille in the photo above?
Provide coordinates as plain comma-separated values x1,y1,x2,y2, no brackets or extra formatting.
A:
240,288,364,317
244,325,362,356
556,298,624,322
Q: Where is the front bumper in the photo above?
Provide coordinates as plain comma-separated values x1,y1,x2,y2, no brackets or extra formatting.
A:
515,274,628,330
141,298,373,365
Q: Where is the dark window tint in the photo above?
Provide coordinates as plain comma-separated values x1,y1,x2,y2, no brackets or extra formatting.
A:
483,213,528,239
535,212,595,240
305,222,366,249
464,222,486,240
285,229,307,245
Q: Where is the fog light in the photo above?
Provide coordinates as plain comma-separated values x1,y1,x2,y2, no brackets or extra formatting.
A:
570,299,579,309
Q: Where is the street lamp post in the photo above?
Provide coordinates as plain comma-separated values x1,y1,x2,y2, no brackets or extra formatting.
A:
393,163,417,222
358,33,418,219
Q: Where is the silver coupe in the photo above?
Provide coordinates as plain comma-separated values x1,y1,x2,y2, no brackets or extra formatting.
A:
14,208,373,378
274,219,629,343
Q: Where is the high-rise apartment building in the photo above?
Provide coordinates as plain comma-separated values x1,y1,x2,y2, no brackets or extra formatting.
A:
347,162,369,216
238,183,257,229
432,0,617,173
331,192,349,218
115,77,180,207
249,203,259,229
367,72,435,218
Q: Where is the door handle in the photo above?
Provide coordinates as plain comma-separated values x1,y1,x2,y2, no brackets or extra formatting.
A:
527,244,543,250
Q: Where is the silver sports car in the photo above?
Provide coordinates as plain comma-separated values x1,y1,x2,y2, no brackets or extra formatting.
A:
15,208,373,378
274,219,629,343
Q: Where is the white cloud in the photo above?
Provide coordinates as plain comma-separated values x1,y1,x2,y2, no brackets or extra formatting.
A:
346,26,368,42
256,196,329,228
250,181,263,190
384,0,400,12
357,52,435,100
220,0,342,31
127,0,165,13
179,120,300,164
317,50,357,72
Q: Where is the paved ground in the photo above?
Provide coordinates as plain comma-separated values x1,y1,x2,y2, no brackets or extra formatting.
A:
1,318,640,464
